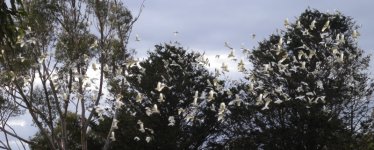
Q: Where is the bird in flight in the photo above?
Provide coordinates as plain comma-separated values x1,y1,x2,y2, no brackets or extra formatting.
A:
155,82,166,92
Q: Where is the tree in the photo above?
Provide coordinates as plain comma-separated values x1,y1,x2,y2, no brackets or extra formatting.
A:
0,0,142,149
225,9,374,149
90,43,228,149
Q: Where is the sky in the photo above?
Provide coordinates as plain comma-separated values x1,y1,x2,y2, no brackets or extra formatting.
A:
2,0,374,149
126,0,374,73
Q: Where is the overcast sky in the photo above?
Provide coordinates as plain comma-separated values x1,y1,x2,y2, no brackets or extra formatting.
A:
126,0,374,71
3,0,374,149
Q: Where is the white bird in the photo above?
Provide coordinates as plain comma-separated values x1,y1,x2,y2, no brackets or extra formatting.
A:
338,51,344,63
274,98,283,104
177,108,184,115
207,90,215,102
136,92,143,103
114,99,124,109
112,119,119,129
238,59,245,72
261,98,271,110
145,136,152,143
284,18,290,28
155,82,166,92
192,91,199,106
210,104,216,111
134,136,140,141
296,20,302,29
308,49,316,59
352,30,359,39
110,132,116,141
217,102,226,122
137,120,145,133
310,19,316,30
316,80,324,89
256,94,263,105
278,37,283,46
229,94,243,106
300,61,306,70
228,49,235,59
248,82,254,93
168,116,175,126
151,104,160,114
135,34,141,41
321,20,330,32
221,63,229,72
263,63,271,72
340,34,345,44
145,107,152,116
315,96,326,103
158,93,165,103
298,50,306,60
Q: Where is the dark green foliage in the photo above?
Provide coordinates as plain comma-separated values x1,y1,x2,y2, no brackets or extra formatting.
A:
90,43,225,149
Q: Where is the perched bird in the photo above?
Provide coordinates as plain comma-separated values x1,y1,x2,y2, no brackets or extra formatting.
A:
168,116,175,126
145,136,152,143
217,102,226,122
110,132,116,141
192,91,199,106
352,30,359,39
114,99,124,110
177,108,184,115
296,20,302,29
274,98,283,104
284,18,290,28
321,19,330,32
136,92,143,103
137,120,145,133
338,51,344,63
207,90,215,102
316,80,324,89
256,94,263,105
145,107,152,116
261,98,271,110
158,93,165,103
112,119,119,129
310,19,316,30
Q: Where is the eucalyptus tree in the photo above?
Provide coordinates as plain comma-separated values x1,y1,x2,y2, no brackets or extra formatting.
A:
0,0,143,149
225,9,374,149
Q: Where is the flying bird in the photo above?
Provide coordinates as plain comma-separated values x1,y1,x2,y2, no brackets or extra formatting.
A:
224,42,234,50
155,82,166,92
135,34,141,41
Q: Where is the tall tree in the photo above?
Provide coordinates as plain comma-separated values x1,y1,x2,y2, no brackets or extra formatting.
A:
90,43,229,149
225,9,374,149
0,0,142,149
